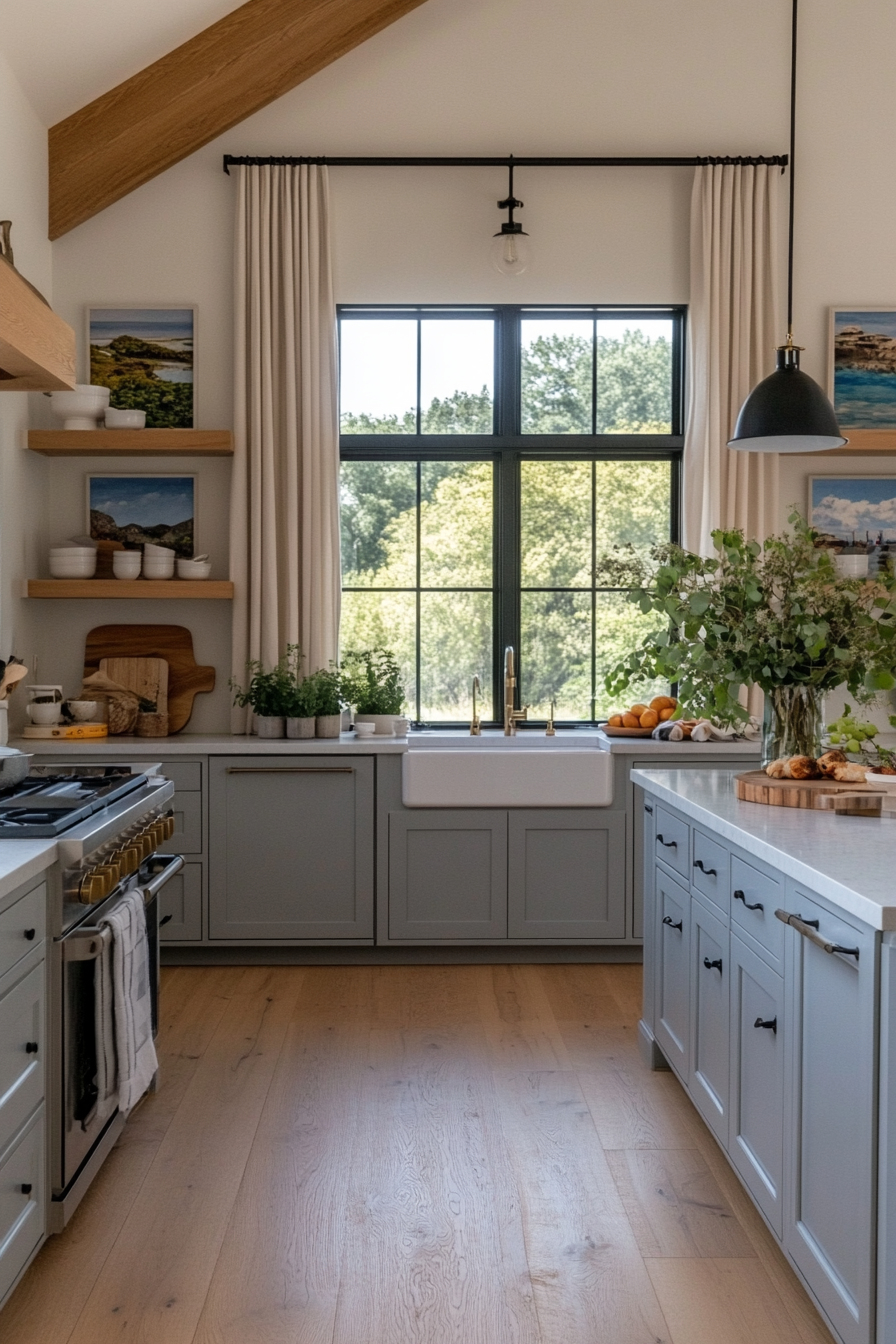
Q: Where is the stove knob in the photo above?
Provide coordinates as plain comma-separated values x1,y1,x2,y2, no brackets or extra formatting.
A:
134,832,153,861
163,815,175,841
116,846,140,876
80,870,107,903
96,862,121,891
150,821,165,849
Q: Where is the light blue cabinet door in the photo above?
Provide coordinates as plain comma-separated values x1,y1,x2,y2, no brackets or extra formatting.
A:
689,895,729,1144
389,811,507,940
507,809,626,939
655,866,690,1079
729,933,784,1236
784,888,877,1344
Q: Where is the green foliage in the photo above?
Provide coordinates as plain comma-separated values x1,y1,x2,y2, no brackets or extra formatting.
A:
302,667,343,717
600,513,896,728
341,647,406,715
520,330,672,433
230,650,296,718
90,337,193,428
340,387,492,437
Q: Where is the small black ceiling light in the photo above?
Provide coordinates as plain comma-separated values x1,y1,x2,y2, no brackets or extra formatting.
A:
491,156,531,277
728,0,846,453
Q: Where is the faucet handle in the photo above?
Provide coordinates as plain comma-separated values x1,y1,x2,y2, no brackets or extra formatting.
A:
546,699,556,736
470,674,482,735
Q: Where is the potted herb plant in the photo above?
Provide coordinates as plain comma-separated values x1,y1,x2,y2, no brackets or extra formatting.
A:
303,666,344,738
599,512,896,765
230,652,295,738
340,647,406,735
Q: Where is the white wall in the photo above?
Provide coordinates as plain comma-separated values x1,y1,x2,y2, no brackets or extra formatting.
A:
36,0,896,728
0,50,53,731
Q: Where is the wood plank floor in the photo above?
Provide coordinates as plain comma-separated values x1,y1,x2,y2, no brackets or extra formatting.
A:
3,964,835,1344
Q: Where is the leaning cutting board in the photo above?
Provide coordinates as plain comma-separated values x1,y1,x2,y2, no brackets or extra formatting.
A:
735,769,873,810
85,626,215,733
98,658,169,716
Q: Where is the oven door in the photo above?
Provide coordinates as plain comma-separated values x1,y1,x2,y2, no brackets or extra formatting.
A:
55,854,184,1199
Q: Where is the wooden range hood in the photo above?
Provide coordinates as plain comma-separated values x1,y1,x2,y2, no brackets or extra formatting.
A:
0,254,75,392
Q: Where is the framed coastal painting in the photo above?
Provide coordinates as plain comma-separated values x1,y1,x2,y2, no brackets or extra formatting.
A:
808,474,896,544
87,474,197,558
829,307,896,429
86,306,196,428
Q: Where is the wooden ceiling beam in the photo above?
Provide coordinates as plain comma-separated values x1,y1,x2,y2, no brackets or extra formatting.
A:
48,0,429,239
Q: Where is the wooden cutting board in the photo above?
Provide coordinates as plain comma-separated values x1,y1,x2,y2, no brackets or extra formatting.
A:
735,770,873,809
98,657,169,715
85,625,215,733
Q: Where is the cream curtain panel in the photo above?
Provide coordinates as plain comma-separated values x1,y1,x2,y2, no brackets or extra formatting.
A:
230,163,340,732
683,163,781,556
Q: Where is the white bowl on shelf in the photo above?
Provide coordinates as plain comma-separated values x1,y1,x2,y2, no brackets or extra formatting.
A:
49,553,97,578
142,558,175,580
143,542,175,556
112,551,142,579
49,384,110,430
176,559,212,579
863,769,896,791
104,407,146,429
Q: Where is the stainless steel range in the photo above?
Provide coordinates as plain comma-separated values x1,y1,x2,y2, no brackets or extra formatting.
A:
6,763,185,1231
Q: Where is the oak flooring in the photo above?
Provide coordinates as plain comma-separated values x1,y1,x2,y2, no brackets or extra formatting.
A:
2,964,835,1344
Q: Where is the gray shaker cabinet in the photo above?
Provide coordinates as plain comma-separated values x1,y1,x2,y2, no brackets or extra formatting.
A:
389,811,507,940
689,894,729,1144
784,887,876,1344
507,810,626,939
209,757,374,940
654,865,691,1076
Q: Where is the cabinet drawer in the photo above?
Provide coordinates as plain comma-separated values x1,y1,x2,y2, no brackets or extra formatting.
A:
691,831,729,916
655,866,690,1077
159,862,202,942
161,761,202,792
0,884,45,984
690,896,729,1143
0,963,45,1153
169,792,202,854
731,856,783,972
655,805,689,879
0,1107,44,1307
729,934,784,1236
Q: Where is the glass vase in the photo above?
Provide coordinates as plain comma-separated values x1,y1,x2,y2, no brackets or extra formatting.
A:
761,685,824,766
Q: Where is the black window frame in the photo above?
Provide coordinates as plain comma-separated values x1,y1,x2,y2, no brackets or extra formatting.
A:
339,303,684,728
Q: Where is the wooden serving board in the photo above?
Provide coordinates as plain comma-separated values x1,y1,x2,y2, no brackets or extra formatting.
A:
735,770,873,810
99,657,169,717
603,726,654,737
85,626,215,733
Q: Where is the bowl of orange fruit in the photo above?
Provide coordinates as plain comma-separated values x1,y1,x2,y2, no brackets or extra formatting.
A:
603,696,678,736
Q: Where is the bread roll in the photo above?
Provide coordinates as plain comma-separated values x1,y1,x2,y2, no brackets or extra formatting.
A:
832,762,867,783
621,712,640,728
765,759,788,778
788,755,820,780
817,749,847,777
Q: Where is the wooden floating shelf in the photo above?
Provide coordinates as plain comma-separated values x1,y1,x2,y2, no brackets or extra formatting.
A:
0,258,75,391
27,429,233,455
27,579,233,599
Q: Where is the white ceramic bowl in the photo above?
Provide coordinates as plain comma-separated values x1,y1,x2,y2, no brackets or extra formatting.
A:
67,700,97,722
49,554,97,578
143,560,175,580
864,769,896,791
354,721,376,738
50,544,96,554
104,407,146,429
50,384,110,430
144,542,175,556
112,551,142,579
176,559,212,579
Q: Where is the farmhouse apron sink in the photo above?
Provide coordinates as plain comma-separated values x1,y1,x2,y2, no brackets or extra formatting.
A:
402,734,614,807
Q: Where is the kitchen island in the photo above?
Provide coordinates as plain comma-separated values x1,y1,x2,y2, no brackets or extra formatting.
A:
633,766,896,1344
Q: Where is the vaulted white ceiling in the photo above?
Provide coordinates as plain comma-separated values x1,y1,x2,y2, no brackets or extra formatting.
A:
1,0,244,125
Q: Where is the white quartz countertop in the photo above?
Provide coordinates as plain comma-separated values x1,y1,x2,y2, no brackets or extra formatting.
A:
0,840,57,904
633,767,896,931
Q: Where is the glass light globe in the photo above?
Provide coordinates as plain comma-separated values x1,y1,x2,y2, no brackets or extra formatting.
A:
491,228,531,277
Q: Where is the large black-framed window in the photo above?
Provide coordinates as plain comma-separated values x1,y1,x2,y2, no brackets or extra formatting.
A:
339,305,684,727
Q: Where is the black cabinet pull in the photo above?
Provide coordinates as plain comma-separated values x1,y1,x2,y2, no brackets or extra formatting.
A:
754,1016,777,1033
159,914,173,927
23,928,35,940
644,804,653,814
657,834,677,849
25,1042,38,1054
662,915,683,932
20,1183,32,1196
694,859,717,877
733,889,764,912
703,957,723,972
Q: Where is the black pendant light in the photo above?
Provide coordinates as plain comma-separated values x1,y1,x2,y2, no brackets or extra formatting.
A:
728,0,846,453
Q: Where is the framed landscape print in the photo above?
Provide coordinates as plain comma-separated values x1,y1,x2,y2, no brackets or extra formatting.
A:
808,474,896,543
87,306,196,428
829,307,896,429
88,474,197,558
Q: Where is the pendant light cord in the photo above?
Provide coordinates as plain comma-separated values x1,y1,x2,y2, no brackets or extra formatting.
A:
787,0,797,344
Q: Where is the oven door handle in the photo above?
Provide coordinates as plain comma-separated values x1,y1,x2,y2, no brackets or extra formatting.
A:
62,925,112,963
140,854,184,900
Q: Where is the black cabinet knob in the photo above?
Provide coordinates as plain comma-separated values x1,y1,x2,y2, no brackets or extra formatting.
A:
662,915,683,931
733,890,764,912
20,1183,32,1196
694,859,717,877
23,928,35,941
644,804,653,814
657,834,677,849
754,1016,777,1033
25,1041,38,1054
703,957,723,972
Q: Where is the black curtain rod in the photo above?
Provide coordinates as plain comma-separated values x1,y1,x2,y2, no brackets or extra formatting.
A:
223,153,788,174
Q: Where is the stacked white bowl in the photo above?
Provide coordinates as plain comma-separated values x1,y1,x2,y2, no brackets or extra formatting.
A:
176,558,212,579
143,543,175,579
49,545,97,579
49,384,110,430
112,550,142,579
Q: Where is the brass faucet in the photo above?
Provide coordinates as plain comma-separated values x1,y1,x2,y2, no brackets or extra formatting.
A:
470,675,482,735
503,646,529,736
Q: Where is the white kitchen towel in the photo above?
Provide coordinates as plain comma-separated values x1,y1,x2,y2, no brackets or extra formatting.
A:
100,887,158,1115
94,925,117,1113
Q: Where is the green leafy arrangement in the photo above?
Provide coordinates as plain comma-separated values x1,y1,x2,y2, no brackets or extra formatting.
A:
340,648,405,715
599,512,896,728
301,667,343,718
230,650,296,718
